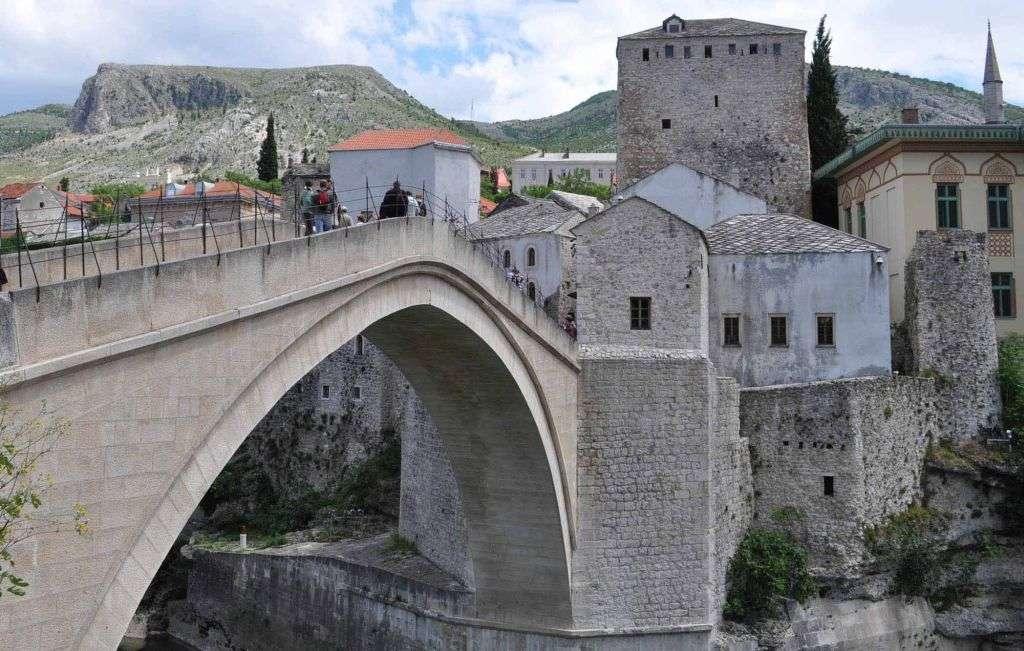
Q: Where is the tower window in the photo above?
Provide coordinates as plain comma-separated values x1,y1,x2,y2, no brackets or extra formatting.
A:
355,334,364,355
630,297,651,330
857,201,867,237
714,95,719,108
352,385,362,399
749,43,758,55
823,476,835,497
503,249,511,268
527,282,536,301
668,23,680,33
527,247,536,267
661,118,672,129
704,45,712,58
728,43,736,55
723,315,741,347
321,384,331,399
993,272,1015,318
683,45,692,59
642,47,650,61
665,44,674,59
772,43,782,55
769,314,788,347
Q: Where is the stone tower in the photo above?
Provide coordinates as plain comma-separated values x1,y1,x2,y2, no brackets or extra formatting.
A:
983,22,1005,124
904,230,1001,440
616,14,811,216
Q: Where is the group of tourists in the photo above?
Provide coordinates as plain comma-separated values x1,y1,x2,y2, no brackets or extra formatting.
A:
300,180,349,236
301,180,429,235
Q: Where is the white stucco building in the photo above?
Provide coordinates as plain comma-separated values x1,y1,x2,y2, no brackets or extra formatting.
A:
616,162,767,229
511,152,617,193
328,129,483,222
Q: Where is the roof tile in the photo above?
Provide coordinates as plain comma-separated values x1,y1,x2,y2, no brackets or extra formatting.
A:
705,213,887,255
328,129,467,152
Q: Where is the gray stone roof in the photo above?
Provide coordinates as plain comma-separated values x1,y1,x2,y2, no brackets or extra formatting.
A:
621,18,803,40
704,213,887,255
550,190,605,214
516,152,617,162
467,197,583,241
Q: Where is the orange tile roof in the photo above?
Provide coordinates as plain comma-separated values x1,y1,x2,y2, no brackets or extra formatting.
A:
495,168,510,190
0,182,42,199
479,197,497,216
328,128,467,152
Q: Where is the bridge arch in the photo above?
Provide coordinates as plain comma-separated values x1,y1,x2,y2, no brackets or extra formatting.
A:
0,220,579,649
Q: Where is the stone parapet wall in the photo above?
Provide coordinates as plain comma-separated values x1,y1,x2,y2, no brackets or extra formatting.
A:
740,376,936,576
904,230,1001,440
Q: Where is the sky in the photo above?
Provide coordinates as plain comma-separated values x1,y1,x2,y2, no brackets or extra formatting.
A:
0,0,1021,122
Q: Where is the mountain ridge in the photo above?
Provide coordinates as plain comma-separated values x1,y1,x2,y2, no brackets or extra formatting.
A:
1,63,1020,188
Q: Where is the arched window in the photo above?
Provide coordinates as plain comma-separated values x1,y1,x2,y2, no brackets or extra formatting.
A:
503,250,511,268
527,247,536,267
527,282,536,301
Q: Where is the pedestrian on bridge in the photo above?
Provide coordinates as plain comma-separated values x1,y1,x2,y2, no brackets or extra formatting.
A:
379,181,408,220
300,181,316,236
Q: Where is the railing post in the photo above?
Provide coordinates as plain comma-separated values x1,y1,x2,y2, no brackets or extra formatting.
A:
138,196,144,267
237,187,243,249
15,208,23,288
62,193,69,280
202,200,208,255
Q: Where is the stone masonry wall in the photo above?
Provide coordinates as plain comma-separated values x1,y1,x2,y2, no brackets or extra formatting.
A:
573,347,715,629
573,198,708,351
905,230,1001,440
740,377,936,577
240,336,473,584
616,28,810,215
710,376,753,622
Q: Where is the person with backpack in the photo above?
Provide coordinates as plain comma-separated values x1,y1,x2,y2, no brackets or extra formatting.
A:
300,181,315,236
313,180,331,233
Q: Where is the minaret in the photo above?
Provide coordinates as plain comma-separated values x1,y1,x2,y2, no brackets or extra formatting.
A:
983,22,1005,124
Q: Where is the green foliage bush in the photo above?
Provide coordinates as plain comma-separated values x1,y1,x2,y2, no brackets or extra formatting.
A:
997,334,1024,534
866,506,949,597
724,528,816,622
224,170,283,195
521,169,611,202
480,175,510,204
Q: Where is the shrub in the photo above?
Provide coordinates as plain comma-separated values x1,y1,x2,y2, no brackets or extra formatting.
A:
998,334,1024,431
223,170,282,195
385,533,418,556
724,528,816,622
866,506,949,597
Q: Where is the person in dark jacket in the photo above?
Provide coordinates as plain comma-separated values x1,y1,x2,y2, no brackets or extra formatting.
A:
379,181,408,219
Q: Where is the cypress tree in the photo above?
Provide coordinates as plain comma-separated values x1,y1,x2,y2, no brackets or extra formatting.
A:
547,169,554,187
58,177,70,192
257,114,279,182
807,15,849,226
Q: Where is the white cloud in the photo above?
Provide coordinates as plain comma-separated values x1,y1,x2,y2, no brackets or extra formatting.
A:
0,0,1021,121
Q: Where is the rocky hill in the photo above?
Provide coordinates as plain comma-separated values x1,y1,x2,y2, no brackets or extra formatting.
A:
481,65,1024,152
0,64,529,187
0,63,1020,187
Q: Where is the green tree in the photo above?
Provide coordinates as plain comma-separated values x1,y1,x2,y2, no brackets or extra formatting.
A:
257,114,279,182
0,394,88,597
997,334,1024,533
224,170,283,195
546,169,554,187
88,182,147,225
807,15,850,226
57,177,69,192
724,528,816,622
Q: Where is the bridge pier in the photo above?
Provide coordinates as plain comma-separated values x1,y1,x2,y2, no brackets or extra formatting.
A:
572,347,716,641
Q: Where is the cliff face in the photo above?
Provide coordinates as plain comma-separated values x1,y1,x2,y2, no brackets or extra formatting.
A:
0,63,528,186
70,63,245,133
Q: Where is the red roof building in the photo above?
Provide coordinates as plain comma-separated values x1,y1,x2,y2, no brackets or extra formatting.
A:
328,128,467,152
479,197,497,216
0,182,42,200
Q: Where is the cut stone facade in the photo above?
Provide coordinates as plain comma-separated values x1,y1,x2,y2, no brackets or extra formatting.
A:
905,230,1002,440
573,197,709,351
740,376,937,577
616,18,811,215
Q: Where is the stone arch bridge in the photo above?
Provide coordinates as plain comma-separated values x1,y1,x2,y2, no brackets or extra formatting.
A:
0,218,583,648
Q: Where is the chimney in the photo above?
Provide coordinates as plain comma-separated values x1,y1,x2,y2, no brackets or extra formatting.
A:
901,107,920,124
